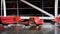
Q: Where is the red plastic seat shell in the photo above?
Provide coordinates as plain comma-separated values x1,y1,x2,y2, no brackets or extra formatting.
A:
52,17,60,23
1,16,14,24
0,16,21,24
33,17,44,25
16,16,21,22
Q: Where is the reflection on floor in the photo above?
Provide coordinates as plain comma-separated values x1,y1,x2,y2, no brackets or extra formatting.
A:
0,23,55,34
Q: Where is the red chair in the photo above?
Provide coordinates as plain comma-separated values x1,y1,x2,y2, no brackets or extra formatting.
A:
1,16,14,24
52,17,60,23
1,16,21,24
33,16,44,26
16,16,21,23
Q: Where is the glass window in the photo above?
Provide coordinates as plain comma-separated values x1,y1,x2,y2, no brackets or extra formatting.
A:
6,0,55,16
19,0,55,16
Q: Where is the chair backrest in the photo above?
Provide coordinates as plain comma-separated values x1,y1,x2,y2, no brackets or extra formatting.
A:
52,17,60,23
1,16,14,24
1,16,21,24
15,16,21,23
33,16,44,26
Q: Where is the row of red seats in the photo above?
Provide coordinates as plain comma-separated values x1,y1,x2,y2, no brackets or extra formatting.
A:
0,16,60,25
0,16,44,26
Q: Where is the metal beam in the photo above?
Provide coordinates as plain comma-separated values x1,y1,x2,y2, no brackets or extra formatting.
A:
2,0,6,16
55,0,58,17
21,16,54,19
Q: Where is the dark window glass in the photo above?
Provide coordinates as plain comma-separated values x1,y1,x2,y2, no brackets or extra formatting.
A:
6,9,17,15
6,0,16,1
6,0,55,16
0,0,1,15
19,0,55,16
6,0,17,16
